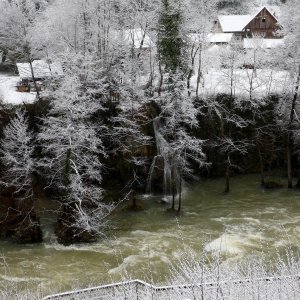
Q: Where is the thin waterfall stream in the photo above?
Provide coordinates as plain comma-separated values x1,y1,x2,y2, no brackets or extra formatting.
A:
146,116,176,199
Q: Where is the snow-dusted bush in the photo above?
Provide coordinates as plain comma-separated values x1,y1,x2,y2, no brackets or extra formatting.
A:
166,247,300,300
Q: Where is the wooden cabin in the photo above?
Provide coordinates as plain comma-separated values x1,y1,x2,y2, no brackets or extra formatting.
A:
16,60,63,92
215,6,282,40
244,7,282,38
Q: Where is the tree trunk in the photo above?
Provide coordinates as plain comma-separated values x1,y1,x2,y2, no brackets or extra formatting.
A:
196,45,203,98
177,175,182,213
296,177,300,188
28,59,41,101
158,57,163,96
258,148,265,186
1,49,7,63
224,164,230,193
287,139,293,188
187,48,197,97
132,193,137,208
137,28,147,59
230,66,234,98
187,68,193,97
171,185,175,209
287,64,300,188
63,148,72,189
171,166,175,210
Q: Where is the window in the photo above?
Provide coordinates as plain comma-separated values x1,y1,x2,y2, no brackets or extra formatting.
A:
262,18,266,23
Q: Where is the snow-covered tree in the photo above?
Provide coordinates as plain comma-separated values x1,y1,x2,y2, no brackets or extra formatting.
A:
36,0,125,66
242,34,268,101
150,72,206,212
37,54,116,243
184,0,218,97
0,0,49,99
0,108,42,243
0,109,34,201
250,96,282,186
157,0,186,74
197,93,251,193
145,0,208,210
277,0,300,187
219,38,244,97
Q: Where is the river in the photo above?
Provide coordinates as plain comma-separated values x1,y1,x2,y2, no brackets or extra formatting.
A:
1,174,300,296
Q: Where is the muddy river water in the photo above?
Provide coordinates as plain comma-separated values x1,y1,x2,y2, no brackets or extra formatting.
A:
1,174,300,296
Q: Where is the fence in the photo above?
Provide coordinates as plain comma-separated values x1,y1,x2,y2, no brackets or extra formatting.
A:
43,275,300,300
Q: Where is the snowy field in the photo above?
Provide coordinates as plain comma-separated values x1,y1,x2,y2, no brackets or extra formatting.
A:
136,67,291,100
190,68,291,98
0,75,36,105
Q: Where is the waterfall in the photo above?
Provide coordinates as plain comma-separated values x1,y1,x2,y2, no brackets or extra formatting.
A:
146,117,173,198
146,155,159,194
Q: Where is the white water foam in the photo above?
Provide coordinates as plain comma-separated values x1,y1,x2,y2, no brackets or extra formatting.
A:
204,233,257,254
0,274,43,283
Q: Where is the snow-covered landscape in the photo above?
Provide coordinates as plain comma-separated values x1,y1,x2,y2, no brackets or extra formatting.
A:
0,75,37,105
0,0,299,299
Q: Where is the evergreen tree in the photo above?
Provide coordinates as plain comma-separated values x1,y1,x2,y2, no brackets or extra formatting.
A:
157,0,186,73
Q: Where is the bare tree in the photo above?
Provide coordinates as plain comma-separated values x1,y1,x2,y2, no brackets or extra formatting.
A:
219,37,244,97
183,0,218,97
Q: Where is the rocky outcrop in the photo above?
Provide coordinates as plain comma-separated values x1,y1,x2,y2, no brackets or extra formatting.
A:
0,189,43,243
263,181,284,189
55,207,96,245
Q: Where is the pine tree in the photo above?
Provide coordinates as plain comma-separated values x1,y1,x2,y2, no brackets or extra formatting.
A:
157,0,186,73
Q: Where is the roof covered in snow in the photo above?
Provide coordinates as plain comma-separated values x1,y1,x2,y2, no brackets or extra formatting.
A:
16,60,63,79
218,6,280,33
243,38,285,49
218,15,253,33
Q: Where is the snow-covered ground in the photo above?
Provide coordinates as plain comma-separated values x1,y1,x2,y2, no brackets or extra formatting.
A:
0,67,292,106
0,75,36,105
190,68,291,98
136,68,291,99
